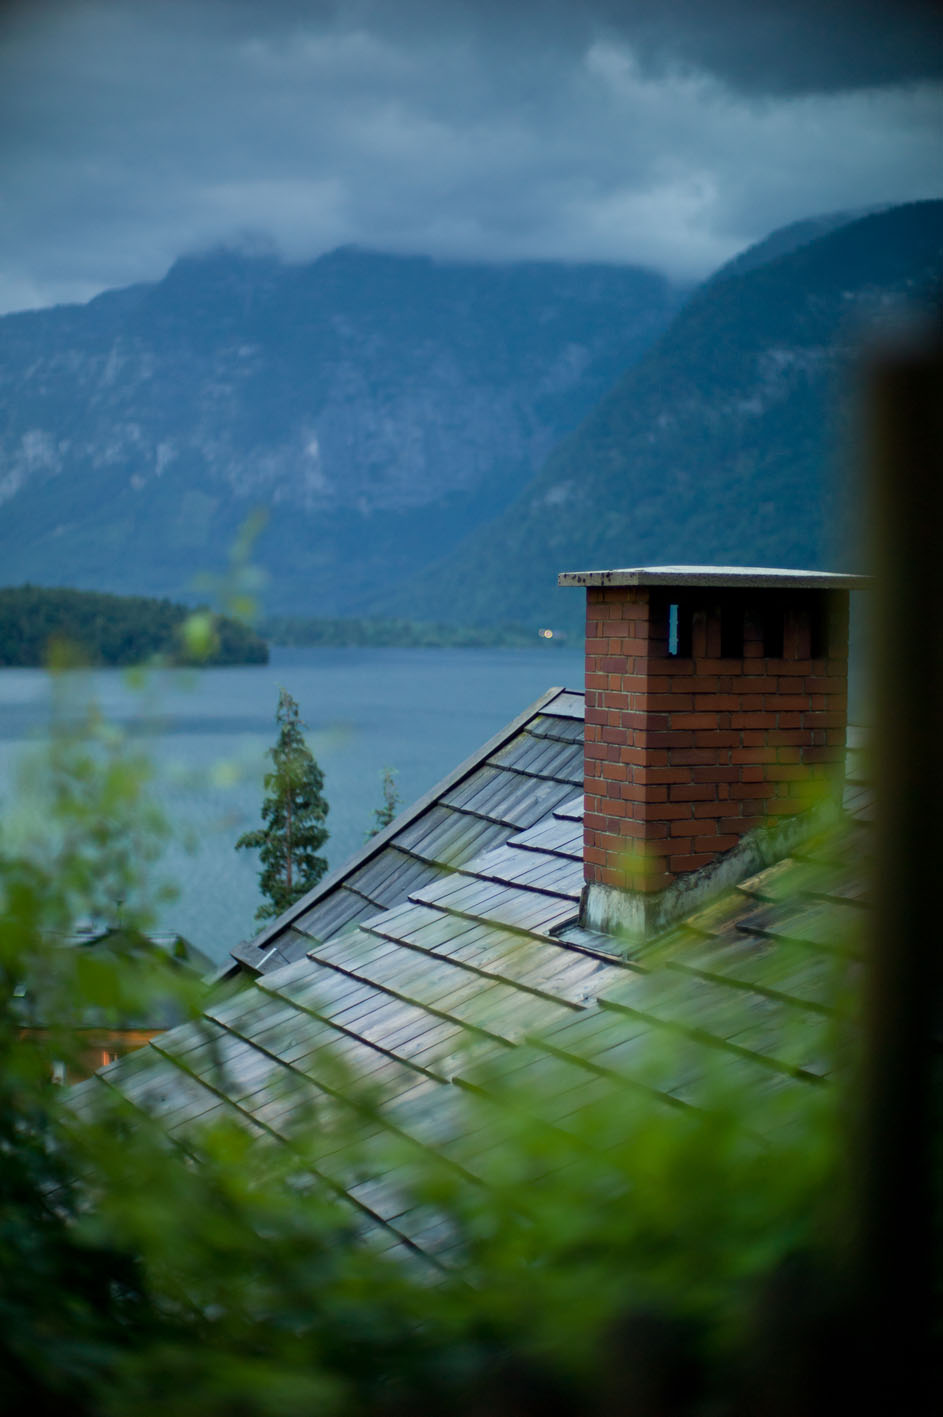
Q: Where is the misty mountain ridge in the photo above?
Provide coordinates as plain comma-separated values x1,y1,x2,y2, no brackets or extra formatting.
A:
0,246,680,614
1,203,940,631
377,199,943,630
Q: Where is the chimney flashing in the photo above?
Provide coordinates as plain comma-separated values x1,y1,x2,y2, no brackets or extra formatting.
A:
581,800,840,943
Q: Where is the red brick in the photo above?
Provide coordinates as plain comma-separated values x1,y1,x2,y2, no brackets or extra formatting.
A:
668,852,714,873
732,711,776,729
670,783,715,801
672,675,720,693
693,800,731,818
624,713,669,733
719,815,762,834
766,797,804,815
619,784,668,806
668,748,719,766
643,729,694,748
773,659,813,677
621,746,667,766
670,818,704,837
640,800,693,822
670,712,719,730
598,867,625,889
703,833,739,853
696,658,744,675
694,731,740,748
803,710,846,729
694,694,741,711
738,675,779,691
732,747,776,764
639,767,691,785
801,746,844,765
766,764,805,781
692,765,739,783
731,781,769,800
648,693,693,711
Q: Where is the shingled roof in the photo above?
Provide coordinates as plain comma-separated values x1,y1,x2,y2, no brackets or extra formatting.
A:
71,688,870,1265
227,685,587,978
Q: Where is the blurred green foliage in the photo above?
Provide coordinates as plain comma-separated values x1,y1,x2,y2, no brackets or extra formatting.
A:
0,672,865,1415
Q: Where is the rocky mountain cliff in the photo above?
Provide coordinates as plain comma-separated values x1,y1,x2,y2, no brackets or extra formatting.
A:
381,201,943,630
0,248,678,614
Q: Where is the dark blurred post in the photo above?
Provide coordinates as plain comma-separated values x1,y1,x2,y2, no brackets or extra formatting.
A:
861,324,943,1406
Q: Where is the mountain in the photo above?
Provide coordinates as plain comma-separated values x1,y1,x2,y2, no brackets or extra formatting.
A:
0,248,679,614
380,200,943,630
699,207,877,287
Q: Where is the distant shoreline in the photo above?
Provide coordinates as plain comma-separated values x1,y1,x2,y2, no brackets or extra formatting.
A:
0,586,268,668
0,586,577,664
262,614,575,650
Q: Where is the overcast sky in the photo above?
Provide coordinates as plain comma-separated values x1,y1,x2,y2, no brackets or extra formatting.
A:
1,0,941,313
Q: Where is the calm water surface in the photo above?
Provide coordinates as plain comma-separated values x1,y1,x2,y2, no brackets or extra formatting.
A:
0,647,583,964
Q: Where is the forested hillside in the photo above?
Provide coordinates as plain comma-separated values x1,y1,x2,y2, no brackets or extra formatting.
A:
0,586,268,666
382,200,943,630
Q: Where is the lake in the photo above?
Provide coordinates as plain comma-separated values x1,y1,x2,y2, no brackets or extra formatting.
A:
0,646,584,966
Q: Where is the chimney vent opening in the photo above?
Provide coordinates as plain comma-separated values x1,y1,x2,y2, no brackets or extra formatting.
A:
810,596,829,660
720,602,744,660
762,605,785,658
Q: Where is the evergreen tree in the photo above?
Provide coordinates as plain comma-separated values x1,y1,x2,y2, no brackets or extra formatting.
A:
237,688,329,920
367,766,400,839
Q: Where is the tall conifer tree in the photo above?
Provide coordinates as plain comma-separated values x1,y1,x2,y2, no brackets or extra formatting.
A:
237,688,329,920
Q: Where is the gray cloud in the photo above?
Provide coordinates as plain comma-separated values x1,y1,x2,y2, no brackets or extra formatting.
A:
0,0,940,312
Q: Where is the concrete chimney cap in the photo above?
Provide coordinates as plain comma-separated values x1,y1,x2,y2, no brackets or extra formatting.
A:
557,565,870,590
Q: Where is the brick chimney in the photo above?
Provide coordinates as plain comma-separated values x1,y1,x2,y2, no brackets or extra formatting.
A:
558,566,866,938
